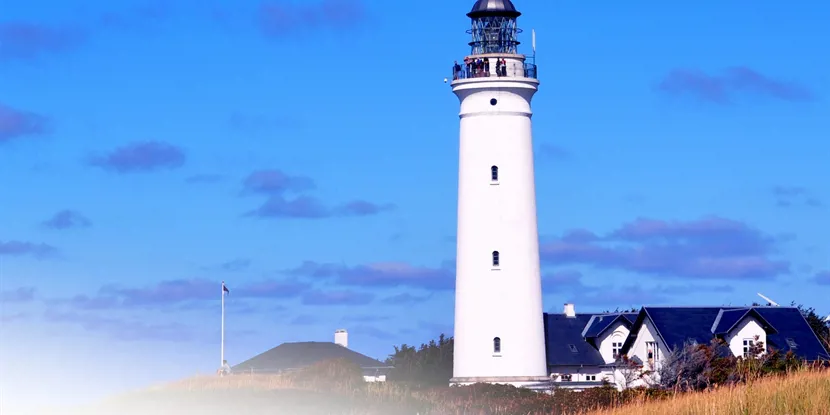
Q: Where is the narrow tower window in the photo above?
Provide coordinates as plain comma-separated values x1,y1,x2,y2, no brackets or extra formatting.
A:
491,165,499,181
493,337,501,354
492,251,500,267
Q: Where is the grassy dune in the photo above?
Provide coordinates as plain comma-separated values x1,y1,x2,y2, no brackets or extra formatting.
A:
29,361,830,415
588,369,830,415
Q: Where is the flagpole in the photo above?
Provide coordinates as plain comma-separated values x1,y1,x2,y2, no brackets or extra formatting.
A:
221,280,225,369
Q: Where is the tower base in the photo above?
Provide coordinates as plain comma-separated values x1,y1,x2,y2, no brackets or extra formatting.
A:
449,376,552,389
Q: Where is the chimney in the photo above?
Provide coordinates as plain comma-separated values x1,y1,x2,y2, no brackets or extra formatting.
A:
564,303,575,318
334,329,348,348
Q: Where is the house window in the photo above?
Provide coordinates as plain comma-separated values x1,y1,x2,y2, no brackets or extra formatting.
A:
493,337,501,354
743,338,755,357
785,338,798,349
646,341,657,361
492,251,500,267
612,342,623,358
491,165,498,181
561,374,572,382
586,375,596,381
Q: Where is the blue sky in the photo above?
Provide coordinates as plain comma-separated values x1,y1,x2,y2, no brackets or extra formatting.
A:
2,0,829,409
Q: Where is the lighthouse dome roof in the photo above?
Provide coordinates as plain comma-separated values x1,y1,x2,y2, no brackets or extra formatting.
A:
467,0,521,18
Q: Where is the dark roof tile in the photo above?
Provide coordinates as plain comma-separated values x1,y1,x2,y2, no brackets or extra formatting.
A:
231,342,390,373
582,313,638,338
754,307,830,361
622,306,829,362
544,313,605,366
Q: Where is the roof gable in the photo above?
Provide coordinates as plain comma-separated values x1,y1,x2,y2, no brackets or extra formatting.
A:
621,306,829,362
232,342,389,373
582,313,638,339
543,313,605,367
622,307,734,354
711,308,777,336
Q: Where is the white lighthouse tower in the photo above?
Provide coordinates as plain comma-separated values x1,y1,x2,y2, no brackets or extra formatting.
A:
449,0,549,388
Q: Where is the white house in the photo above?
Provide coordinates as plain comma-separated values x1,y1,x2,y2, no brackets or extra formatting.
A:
540,304,829,391
542,304,638,390
616,306,827,388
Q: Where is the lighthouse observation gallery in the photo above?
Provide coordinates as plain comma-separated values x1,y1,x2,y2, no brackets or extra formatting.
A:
449,0,549,387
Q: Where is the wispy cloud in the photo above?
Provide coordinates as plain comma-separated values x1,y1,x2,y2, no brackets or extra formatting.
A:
0,103,50,143
772,185,823,208
218,258,252,272
0,287,36,303
418,321,453,338
287,260,455,291
0,22,85,62
1,312,30,324
301,289,375,306
0,240,58,259
229,112,302,133
542,270,734,308
240,169,394,220
257,0,369,38
87,141,186,173
539,216,790,281
290,314,318,325
536,143,570,161
658,66,814,103
380,293,432,305
813,271,830,286
349,325,396,340
340,315,390,324
41,210,92,230
96,2,171,30
0,4,171,63
241,169,315,196
48,278,311,311
246,196,394,219
185,174,224,184
43,310,195,342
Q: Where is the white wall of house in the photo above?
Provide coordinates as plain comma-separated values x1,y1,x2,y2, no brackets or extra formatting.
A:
626,318,670,387
363,375,386,382
548,365,612,383
597,323,630,364
725,316,767,358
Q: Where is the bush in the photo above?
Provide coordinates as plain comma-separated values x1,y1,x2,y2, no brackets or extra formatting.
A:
286,358,366,393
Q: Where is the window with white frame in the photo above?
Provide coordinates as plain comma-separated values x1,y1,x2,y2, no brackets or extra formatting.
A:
561,374,572,382
646,341,658,365
743,338,755,357
586,375,596,381
612,342,623,358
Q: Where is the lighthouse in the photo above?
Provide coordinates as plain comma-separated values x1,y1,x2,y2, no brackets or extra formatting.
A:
449,0,549,387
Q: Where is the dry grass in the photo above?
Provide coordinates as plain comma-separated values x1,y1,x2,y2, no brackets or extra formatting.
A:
52,361,830,415
587,368,830,415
